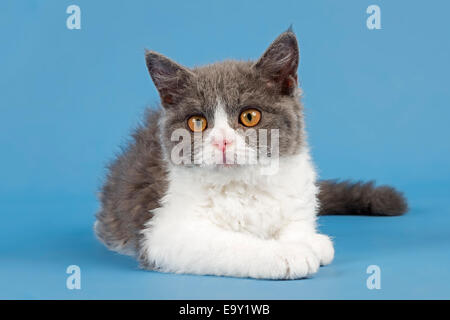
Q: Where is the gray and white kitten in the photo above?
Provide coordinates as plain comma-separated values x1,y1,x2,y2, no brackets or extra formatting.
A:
95,30,407,279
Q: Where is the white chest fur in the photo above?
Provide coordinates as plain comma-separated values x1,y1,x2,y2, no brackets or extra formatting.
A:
140,149,334,279
153,150,318,240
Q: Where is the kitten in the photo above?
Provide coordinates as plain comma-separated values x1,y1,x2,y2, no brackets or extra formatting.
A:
95,30,407,279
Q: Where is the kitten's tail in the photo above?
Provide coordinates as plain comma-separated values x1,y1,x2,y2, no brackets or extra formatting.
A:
317,180,408,216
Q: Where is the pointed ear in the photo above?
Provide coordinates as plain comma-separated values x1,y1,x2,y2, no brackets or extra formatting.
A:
145,50,195,107
253,31,299,95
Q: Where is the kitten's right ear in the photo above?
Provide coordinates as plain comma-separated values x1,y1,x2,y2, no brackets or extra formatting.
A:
145,50,195,107
253,30,299,95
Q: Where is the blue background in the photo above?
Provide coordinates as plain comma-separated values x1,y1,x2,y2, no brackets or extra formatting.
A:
1,0,449,299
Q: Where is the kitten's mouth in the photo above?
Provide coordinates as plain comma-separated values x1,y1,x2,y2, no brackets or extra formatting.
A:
216,151,235,167
217,163,235,168
213,160,241,169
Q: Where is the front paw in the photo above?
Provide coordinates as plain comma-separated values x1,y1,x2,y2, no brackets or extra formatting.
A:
245,242,319,280
307,234,334,266
277,243,320,279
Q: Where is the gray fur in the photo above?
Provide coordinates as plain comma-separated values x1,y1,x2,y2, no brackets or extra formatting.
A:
318,180,408,216
95,110,167,254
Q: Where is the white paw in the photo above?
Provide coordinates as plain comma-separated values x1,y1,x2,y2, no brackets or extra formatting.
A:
245,242,319,280
246,255,291,280
307,234,334,266
277,243,320,279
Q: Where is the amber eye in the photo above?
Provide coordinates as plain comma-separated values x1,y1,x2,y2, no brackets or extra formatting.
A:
187,115,207,132
239,109,261,127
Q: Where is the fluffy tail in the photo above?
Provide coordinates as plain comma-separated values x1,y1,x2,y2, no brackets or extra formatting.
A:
317,180,408,216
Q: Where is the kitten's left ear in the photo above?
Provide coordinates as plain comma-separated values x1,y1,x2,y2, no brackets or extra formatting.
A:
253,30,299,95
145,50,195,107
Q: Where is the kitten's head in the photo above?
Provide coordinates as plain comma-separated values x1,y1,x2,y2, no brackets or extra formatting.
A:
145,30,304,170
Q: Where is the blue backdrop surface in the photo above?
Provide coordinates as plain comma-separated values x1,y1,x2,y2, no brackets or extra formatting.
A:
1,0,449,299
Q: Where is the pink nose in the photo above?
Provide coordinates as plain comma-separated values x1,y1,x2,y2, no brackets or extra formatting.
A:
212,137,232,151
